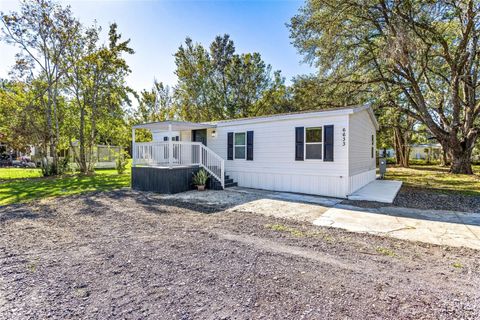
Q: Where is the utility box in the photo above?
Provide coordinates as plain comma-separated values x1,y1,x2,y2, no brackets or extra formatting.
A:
379,157,387,179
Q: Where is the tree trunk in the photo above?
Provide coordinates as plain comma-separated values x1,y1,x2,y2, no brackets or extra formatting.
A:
440,145,450,167
450,148,474,174
78,107,87,174
393,126,410,167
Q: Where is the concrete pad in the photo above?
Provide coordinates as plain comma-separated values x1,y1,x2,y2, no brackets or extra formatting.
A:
348,180,402,203
163,186,480,250
228,187,343,207
227,198,330,223
314,207,480,250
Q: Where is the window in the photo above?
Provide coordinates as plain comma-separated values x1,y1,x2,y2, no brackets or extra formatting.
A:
234,132,246,159
305,127,322,160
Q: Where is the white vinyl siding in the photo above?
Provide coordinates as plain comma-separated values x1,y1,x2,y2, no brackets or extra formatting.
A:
148,107,378,198
347,109,377,194
152,130,180,142
348,110,376,176
206,114,350,198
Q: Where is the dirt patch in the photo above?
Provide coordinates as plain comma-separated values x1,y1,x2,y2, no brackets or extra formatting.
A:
0,189,479,319
343,185,480,213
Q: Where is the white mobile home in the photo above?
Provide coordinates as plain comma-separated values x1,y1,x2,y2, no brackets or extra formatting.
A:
132,105,378,198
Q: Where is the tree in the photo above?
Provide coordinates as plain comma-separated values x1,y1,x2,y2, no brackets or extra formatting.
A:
64,23,133,173
174,37,218,122
1,0,80,175
289,0,480,174
0,80,33,152
173,35,290,121
210,34,236,116
136,81,175,123
291,74,362,110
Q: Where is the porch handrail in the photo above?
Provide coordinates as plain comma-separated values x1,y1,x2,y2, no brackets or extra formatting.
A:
198,144,224,189
132,141,225,188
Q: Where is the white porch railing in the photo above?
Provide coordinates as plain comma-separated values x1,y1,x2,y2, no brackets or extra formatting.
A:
132,141,225,188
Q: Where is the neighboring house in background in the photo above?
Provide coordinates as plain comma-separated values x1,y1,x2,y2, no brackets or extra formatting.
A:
29,143,122,169
379,148,395,158
409,143,442,161
131,105,378,198
68,143,122,169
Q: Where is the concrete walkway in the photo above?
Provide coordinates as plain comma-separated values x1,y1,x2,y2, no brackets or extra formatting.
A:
230,188,480,250
347,180,402,203
313,205,480,250
161,187,480,250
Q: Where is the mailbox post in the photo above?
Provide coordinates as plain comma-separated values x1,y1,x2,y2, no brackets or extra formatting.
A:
379,157,387,179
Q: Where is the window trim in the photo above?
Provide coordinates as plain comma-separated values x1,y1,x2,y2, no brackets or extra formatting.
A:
304,126,323,161
234,131,247,160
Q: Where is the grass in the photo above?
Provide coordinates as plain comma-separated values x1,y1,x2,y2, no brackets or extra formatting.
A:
265,224,334,242
0,168,130,206
0,168,43,180
266,224,306,237
376,246,397,257
385,164,480,196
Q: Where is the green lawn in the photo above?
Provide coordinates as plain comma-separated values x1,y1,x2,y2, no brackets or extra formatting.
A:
0,168,43,180
385,164,480,196
0,168,130,206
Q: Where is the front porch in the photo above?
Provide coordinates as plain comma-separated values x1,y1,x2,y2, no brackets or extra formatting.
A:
131,121,226,192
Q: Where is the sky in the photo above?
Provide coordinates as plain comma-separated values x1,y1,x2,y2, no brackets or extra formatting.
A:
0,0,314,93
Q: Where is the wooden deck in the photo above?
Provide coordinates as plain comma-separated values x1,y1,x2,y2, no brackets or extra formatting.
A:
132,166,200,194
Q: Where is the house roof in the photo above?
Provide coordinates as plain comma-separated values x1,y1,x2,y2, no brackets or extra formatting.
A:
133,105,379,131
209,105,379,130
133,120,216,131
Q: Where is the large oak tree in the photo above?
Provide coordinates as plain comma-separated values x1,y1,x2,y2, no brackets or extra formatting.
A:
290,0,480,173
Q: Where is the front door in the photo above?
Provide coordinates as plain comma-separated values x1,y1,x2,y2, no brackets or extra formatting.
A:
192,129,207,146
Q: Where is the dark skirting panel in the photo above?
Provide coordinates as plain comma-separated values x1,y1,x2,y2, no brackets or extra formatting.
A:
132,166,200,194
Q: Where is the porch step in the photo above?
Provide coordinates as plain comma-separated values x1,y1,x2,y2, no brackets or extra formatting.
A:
207,172,238,190
224,182,238,188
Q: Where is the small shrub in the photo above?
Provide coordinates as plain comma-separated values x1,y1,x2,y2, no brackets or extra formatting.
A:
58,157,70,175
192,169,209,186
376,246,397,257
452,261,463,269
386,157,396,165
26,260,38,273
267,224,289,232
265,224,306,237
116,150,129,174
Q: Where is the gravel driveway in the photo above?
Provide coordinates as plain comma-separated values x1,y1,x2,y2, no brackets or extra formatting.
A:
0,190,479,319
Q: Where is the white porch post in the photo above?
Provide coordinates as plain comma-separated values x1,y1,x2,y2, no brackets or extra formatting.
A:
132,127,136,167
168,123,173,168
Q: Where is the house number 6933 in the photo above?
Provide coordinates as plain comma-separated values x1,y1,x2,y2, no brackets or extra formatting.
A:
342,128,346,146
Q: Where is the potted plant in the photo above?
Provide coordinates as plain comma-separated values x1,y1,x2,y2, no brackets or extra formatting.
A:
192,169,209,191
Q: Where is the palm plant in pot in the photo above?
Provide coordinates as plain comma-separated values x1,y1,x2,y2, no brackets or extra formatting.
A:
192,169,209,191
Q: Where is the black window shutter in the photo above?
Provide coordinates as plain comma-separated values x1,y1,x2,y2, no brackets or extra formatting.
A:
227,132,233,160
324,125,334,162
246,131,254,160
163,136,168,141
295,127,304,161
